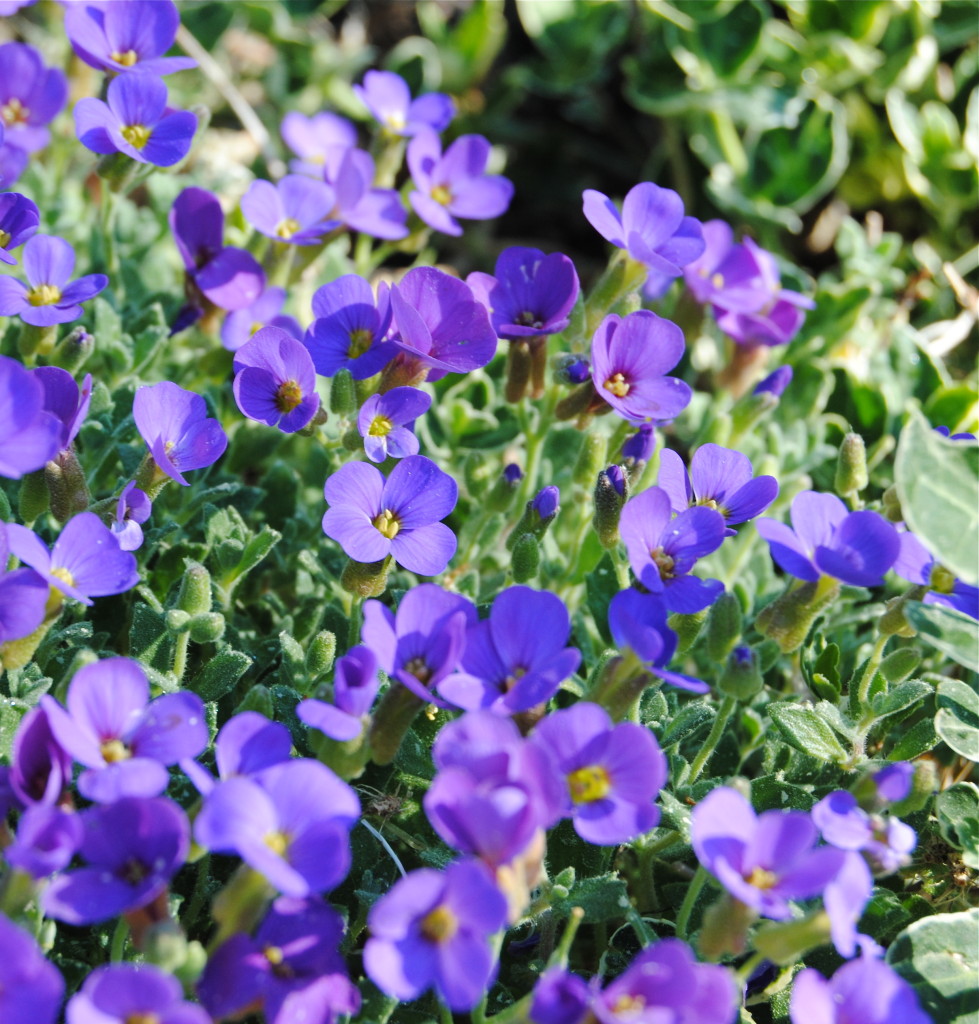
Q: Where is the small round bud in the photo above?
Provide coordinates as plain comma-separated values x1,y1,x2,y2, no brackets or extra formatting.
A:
166,609,192,635
305,630,337,677
177,562,212,616
835,432,869,498
718,645,764,701
51,327,94,373
234,684,274,718
341,556,391,597
188,612,226,644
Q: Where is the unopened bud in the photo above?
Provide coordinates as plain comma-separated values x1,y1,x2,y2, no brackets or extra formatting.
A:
668,609,708,656
51,326,94,373
574,434,607,487
305,630,337,677
340,556,391,597
718,645,764,701
889,759,938,817
165,609,191,635
234,684,274,718
18,468,50,523
486,463,522,512
593,466,628,548
176,562,212,616
705,591,742,662
511,533,540,583
504,340,533,403
753,365,793,398
46,450,90,522
880,647,921,683
757,578,841,653
507,487,559,550
835,432,868,498
188,612,225,643
330,368,356,416
882,485,903,523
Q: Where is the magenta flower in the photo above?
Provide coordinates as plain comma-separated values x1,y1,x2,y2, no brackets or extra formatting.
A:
220,284,301,352
241,174,338,245
233,326,320,433
357,386,431,462
0,915,64,1024
0,191,39,265
133,380,228,485
354,70,453,137
323,456,458,576
0,235,107,327
305,274,397,379
0,42,68,154
67,963,210,1024
281,109,357,176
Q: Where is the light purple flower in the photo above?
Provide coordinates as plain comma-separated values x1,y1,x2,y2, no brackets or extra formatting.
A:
0,914,64,1024
305,274,397,379
133,380,229,485
872,762,914,805
330,147,409,240
754,365,793,397
822,848,874,958
5,803,83,878
281,109,357,177
357,386,431,462
893,529,978,620
590,310,691,423
0,523,48,645
241,174,338,245
0,141,28,189
0,42,68,154
683,220,767,310
0,235,108,327
67,962,210,1024
812,790,917,874
355,70,453,137
220,284,301,352
110,480,151,551
233,325,320,433
0,191,39,265
182,710,292,796
408,129,514,236
32,366,92,450
299,645,380,741
363,859,508,1011
322,456,458,576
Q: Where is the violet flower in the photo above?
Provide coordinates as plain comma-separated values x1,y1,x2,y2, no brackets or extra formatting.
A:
241,174,338,245
582,181,704,283
363,859,509,1010
220,284,301,352
133,380,229,485
0,524,49,646
619,485,726,613
6,512,139,605
322,455,459,576
683,219,769,311
407,129,514,236
43,795,190,925
8,705,73,807
281,109,357,177
0,235,108,327
182,710,292,796
63,0,196,75
305,274,397,379
0,914,64,1024
621,422,656,466
754,365,793,397
530,968,591,1024
529,701,667,845
110,480,151,551
299,645,380,741
812,790,917,874
0,141,28,189
5,803,83,878
33,366,92,450
467,246,580,341
590,310,691,423
893,529,978,620
355,70,453,137
756,491,900,588
822,848,875,958
438,585,582,714
233,325,320,433
357,386,431,463
40,656,208,802
0,191,39,264
67,962,210,1024
330,147,410,240
0,42,68,154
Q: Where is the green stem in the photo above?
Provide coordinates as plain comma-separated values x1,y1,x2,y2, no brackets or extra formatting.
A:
172,631,191,684
687,695,737,785
439,1001,454,1024
100,187,120,278
675,864,709,940
110,916,129,961
856,633,889,709
737,951,767,984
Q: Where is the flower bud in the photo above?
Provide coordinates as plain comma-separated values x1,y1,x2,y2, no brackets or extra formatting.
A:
188,612,226,644
46,450,91,523
593,465,628,548
718,645,764,701
552,353,591,386
507,487,560,550
753,365,792,398
668,609,708,656
486,463,522,512
176,562,212,616
330,368,356,416
18,468,49,524
889,759,938,817
757,577,841,653
234,684,274,718
511,532,540,583
340,556,391,597
504,339,533,403
165,609,192,635
51,327,94,373
882,484,903,522
574,434,607,487
705,591,742,662
835,432,868,498
879,647,921,683
305,630,337,677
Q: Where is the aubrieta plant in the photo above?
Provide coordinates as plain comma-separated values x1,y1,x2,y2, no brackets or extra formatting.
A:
0,3,975,1024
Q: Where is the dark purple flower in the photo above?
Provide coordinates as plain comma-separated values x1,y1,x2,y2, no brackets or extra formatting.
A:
133,380,228,485
408,129,514,236
67,962,210,1024
503,463,523,485
220,284,301,352
330,147,409,240
7,512,139,605
5,803,83,878
182,710,292,796
658,443,778,532
40,656,207,802
754,365,793,397
363,859,508,1010
0,191,39,265
532,485,560,521
281,109,357,177
8,705,73,807
582,182,704,283
530,968,591,1024
63,0,196,76
619,486,726,613
438,586,581,714
0,43,68,153
621,422,656,465
0,523,49,645
756,491,900,587
357,386,431,463
43,795,190,925
529,702,667,845
355,70,453,137
590,310,691,423
322,456,458,576
32,366,92,450
305,274,397,379
467,247,580,341
198,897,360,1024
0,914,64,1024
934,425,977,441
194,759,360,897
110,480,151,551
690,787,845,919
233,326,320,433
241,174,338,245
299,645,380,741
893,529,978,620
0,235,108,327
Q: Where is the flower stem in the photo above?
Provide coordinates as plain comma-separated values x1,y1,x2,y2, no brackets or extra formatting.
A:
856,632,889,710
675,864,709,940
687,695,736,785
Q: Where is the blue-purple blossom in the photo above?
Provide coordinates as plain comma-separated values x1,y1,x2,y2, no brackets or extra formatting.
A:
8,705,72,807
357,386,431,462
281,109,357,176
407,129,514,236
363,859,509,1010
233,325,320,433
0,191,39,264
532,485,560,521
305,274,397,379
0,235,108,327
220,284,301,352
241,174,337,245
871,762,914,805
893,529,978,620
322,456,459,576
33,366,92,451
0,42,68,154
754,365,793,397
110,480,151,552
182,710,292,796
67,962,210,1024
0,523,49,645
822,848,874,958
0,914,64,1024
328,147,409,239
0,140,28,189
299,645,380,741
5,803,82,878
812,790,917,873
355,70,453,137
530,968,591,1024
622,422,656,465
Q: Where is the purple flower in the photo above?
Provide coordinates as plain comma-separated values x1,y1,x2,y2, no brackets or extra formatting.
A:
0,914,64,1024
438,586,582,714
621,422,656,465
530,968,591,1024
934,424,977,441
361,583,476,705
608,587,709,693
790,954,931,1024
8,705,73,807
823,848,874,958
7,512,139,605
281,109,357,177
582,182,704,283
872,762,914,805
0,235,107,327
0,140,29,188
110,480,151,551
619,485,726,613
355,70,453,137
233,326,320,433
198,897,360,1024
74,72,197,166
590,310,692,423
0,523,49,644
133,380,228,485
407,129,514,236
754,365,793,397
683,219,767,311
893,529,978,620
43,795,189,925
363,859,508,1010
756,491,900,587
220,284,301,352
529,702,667,845
0,191,39,265
389,267,499,381
194,759,360,897
170,187,265,312
812,790,917,874
0,43,68,154
329,147,409,240
299,645,380,741
33,366,92,450
182,710,292,796
466,247,580,340
322,456,458,576
357,386,432,463
658,443,778,532
63,0,196,76
690,787,845,919
5,803,82,878
67,963,210,1024
241,174,338,245
40,656,207,802
305,274,397,379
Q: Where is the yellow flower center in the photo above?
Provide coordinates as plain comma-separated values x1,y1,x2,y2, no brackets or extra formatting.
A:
603,372,630,398
567,764,611,804
612,994,647,1018
420,904,458,944
368,415,394,437
100,738,130,763
0,229,10,249
121,123,152,150
431,184,453,206
250,321,263,336
650,546,675,579
51,566,76,588
111,49,140,67
276,217,301,240
711,272,725,289
746,866,779,890
264,830,289,856
385,112,406,132
404,656,431,684
1,97,29,126
125,1013,160,1024
275,379,303,413
503,666,526,692
264,944,284,966
27,284,62,307
372,508,400,539
347,327,373,359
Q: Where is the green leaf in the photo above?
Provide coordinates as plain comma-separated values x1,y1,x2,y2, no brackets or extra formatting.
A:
190,648,252,702
935,678,979,760
660,701,715,748
585,553,619,644
895,408,979,585
886,909,979,1024
888,716,939,759
871,679,933,721
551,872,630,923
905,602,979,674
767,702,850,763
935,782,979,869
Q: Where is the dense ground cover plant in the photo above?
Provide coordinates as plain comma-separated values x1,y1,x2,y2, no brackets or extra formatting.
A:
0,2,976,1023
